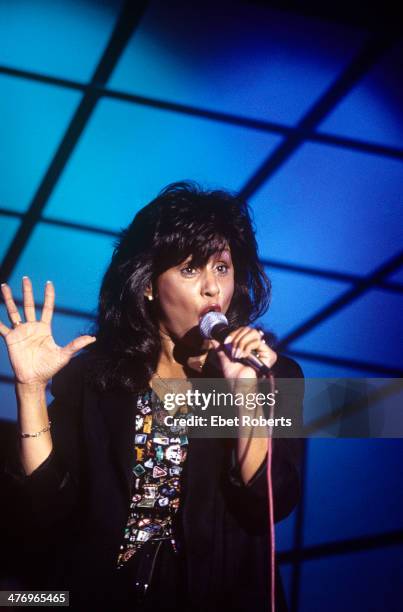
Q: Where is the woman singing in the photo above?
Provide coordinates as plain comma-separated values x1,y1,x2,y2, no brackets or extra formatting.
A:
1,182,304,611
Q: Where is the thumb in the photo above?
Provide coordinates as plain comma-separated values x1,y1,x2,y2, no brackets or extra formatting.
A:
61,335,96,359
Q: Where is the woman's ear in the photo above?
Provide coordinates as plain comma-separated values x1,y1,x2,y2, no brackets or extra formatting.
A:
144,286,154,301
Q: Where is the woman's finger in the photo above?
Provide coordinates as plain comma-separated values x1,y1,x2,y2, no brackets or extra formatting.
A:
239,336,262,357
242,338,277,365
61,335,96,359
222,327,250,359
22,276,36,323
223,326,248,344
240,332,268,354
40,280,55,325
0,283,22,326
231,327,262,359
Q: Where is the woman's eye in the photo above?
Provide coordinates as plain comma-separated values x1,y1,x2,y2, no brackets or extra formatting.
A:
216,264,229,274
180,266,198,277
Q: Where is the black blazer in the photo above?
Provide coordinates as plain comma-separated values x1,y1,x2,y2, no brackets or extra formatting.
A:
3,352,304,612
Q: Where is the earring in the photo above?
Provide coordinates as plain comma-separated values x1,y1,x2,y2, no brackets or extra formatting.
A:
146,295,153,301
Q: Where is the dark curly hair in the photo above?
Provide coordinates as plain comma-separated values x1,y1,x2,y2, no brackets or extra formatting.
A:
85,181,272,392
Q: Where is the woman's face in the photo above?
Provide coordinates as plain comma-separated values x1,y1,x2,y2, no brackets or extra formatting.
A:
154,248,235,342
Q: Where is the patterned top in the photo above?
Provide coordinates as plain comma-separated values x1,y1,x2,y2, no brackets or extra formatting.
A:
116,390,189,568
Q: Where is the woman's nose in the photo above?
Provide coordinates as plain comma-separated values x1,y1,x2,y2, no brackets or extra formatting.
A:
201,270,220,297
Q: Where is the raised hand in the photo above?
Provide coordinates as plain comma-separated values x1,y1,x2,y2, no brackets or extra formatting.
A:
0,276,96,387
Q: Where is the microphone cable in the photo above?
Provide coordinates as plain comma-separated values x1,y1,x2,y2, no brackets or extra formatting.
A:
266,370,276,612
235,369,276,612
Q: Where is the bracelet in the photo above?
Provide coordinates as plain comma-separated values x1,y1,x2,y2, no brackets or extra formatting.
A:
20,421,52,438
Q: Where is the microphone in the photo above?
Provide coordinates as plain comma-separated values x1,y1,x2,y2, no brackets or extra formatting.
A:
199,311,271,377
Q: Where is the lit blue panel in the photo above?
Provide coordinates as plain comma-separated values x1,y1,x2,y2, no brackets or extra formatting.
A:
279,564,293,610
0,381,17,421
299,546,403,612
0,74,81,212
257,268,348,338
292,289,403,370
0,215,20,261
0,341,13,379
8,224,113,312
276,510,297,552
319,41,403,149
44,97,282,230
291,358,375,378
251,143,403,275
0,0,123,81
303,439,403,546
109,0,367,125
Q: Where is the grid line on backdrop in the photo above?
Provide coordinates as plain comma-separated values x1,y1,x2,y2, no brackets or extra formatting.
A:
0,4,402,611
0,17,400,368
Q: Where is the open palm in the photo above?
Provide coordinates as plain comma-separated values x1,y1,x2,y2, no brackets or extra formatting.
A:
0,277,96,386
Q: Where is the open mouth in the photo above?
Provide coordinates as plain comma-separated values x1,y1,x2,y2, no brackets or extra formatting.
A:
199,304,221,320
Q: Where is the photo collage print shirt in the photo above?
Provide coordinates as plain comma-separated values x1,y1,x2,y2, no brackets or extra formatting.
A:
116,389,189,568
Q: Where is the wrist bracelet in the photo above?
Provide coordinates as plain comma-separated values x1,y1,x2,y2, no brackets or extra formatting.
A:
20,421,52,438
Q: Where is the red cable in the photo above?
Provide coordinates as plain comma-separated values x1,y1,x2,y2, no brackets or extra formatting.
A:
266,371,276,612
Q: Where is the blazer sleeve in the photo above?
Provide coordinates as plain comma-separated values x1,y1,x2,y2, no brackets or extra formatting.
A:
224,355,305,525
2,354,86,528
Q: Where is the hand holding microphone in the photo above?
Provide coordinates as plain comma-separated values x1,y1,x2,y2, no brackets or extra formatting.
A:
199,311,277,378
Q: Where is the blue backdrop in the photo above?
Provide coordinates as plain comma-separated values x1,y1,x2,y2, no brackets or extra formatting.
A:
1,1,402,610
